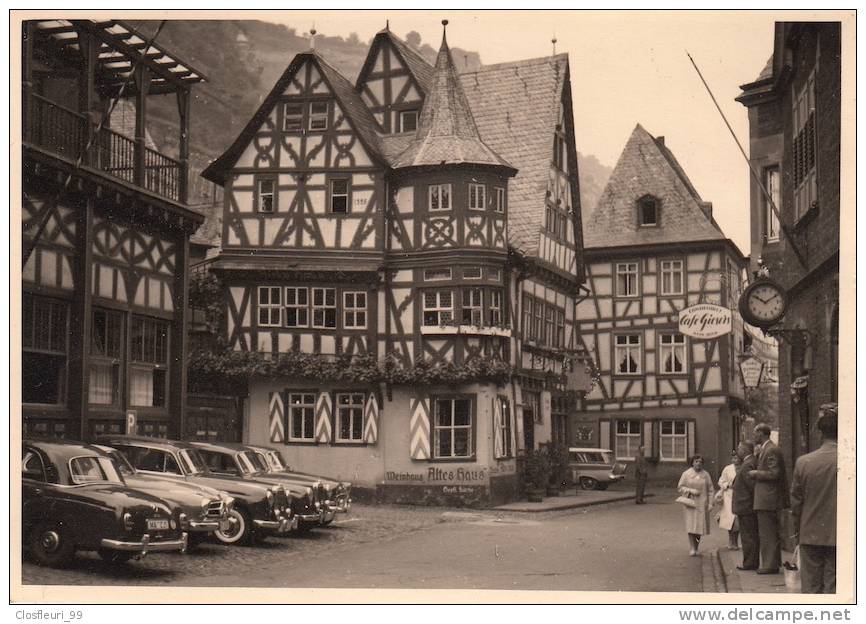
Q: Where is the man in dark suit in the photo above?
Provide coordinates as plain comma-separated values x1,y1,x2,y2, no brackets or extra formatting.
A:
732,440,759,570
749,423,789,574
634,445,648,504
791,404,837,593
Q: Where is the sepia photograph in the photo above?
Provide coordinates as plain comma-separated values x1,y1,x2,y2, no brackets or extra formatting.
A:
10,8,856,608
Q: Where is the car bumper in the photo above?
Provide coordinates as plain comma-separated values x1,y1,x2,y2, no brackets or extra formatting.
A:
254,516,296,533
298,511,323,523
187,520,220,532
100,532,188,556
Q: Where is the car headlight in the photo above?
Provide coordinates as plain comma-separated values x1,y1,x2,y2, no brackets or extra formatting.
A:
179,512,189,530
266,490,274,506
201,497,211,511
169,517,177,530
223,496,235,512
122,512,135,531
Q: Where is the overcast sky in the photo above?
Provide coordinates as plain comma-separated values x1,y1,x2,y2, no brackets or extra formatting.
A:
266,10,831,254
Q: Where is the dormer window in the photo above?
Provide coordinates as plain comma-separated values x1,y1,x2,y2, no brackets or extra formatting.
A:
638,196,659,227
399,109,419,133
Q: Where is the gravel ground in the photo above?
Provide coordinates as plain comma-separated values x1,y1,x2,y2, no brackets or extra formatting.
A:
21,504,461,586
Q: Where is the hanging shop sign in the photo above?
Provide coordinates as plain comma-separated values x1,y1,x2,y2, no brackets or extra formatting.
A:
678,303,733,339
739,357,764,389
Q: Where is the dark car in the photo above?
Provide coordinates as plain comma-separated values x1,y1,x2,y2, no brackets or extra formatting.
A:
246,444,352,520
93,445,234,548
97,436,294,545
22,439,188,566
190,441,324,530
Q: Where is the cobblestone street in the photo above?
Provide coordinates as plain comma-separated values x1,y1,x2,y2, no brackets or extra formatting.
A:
22,504,452,586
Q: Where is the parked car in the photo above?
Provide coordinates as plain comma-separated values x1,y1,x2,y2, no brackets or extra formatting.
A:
22,439,188,566
246,444,352,519
568,447,627,490
97,435,294,545
190,441,324,530
93,445,234,548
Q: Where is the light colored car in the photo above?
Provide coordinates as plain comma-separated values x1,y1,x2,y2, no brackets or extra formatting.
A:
568,448,627,490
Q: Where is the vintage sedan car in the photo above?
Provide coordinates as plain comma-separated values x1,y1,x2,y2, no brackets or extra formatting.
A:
97,435,294,545
246,444,352,519
93,445,234,548
22,439,187,566
190,441,324,530
568,447,627,490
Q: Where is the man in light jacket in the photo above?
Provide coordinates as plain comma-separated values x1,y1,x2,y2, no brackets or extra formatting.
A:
790,404,838,593
749,423,789,574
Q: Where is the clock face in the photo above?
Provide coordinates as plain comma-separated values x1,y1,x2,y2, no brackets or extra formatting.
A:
742,281,787,326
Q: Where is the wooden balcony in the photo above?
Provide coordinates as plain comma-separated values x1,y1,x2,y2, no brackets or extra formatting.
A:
26,93,185,203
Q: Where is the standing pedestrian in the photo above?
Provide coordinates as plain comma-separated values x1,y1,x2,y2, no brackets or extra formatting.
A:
732,440,759,571
749,423,789,574
716,450,741,550
634,445,648,504
677,454,715,556
790,404,837,593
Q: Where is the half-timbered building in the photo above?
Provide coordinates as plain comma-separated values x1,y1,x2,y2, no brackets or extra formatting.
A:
574,125,747,481
22,20,205,439
201,25,586,505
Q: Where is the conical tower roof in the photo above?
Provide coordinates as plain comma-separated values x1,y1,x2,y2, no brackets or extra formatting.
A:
393,24,514,172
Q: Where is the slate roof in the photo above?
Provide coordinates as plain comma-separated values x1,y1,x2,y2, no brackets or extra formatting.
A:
583,124,725,249
393,35,513,171
460,54,570,255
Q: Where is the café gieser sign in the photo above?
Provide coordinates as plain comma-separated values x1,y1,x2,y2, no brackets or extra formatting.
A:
678,303,732,339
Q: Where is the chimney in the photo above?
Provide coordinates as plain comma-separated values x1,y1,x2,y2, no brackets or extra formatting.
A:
700,201,713,219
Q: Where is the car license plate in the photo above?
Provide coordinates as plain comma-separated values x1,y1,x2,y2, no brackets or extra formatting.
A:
147,518,169,531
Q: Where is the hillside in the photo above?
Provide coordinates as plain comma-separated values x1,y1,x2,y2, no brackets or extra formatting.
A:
136,20,610,233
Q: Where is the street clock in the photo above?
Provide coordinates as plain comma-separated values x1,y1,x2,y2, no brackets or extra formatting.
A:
738,278,788,329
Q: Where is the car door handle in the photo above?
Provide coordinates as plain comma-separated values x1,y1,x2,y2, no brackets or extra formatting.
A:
32,488,43,496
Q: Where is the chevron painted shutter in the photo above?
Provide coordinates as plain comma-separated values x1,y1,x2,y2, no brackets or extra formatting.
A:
363,392,380,444
409,396,431,460
269,392,286,443
492,397,504,459
315,392,333,443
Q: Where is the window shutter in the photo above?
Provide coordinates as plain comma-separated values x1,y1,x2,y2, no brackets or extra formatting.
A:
492,397,504,459
642,421,653,457
363,392,379,444
409,395,431,460
687,420,696,458
268,392,286,443
651,420,660,460
600,420,611,450
314,392,333,443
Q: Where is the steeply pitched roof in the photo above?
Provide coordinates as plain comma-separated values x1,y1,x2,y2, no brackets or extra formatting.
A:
355,28,434,94
393,33,513,171
202,51,385,184
459,54,570,254
583,124,724,249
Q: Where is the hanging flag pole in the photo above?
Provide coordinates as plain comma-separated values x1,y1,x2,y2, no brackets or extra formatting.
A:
686,51,808,270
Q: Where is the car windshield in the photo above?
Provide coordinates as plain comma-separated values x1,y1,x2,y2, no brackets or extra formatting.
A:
69,456,124,485
241,451,268,474
600,451,613,464
179,449,207,475
266,451,286,471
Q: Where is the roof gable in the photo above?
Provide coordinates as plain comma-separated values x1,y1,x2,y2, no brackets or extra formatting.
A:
583,124,724,249
460,54,570,255
202,52,384,185
356,29,434,95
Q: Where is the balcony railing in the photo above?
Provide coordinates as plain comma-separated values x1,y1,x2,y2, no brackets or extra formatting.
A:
27,93,184,203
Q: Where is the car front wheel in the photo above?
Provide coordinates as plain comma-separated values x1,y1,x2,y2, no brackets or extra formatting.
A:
213,507,251,546
579,477,599,491
29,521,75,567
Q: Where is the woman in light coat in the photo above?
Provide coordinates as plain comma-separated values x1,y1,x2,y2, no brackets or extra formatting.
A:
677,454,716,556
715,450,741,550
